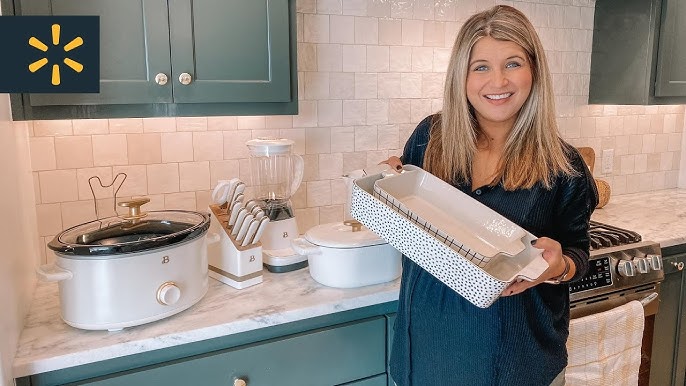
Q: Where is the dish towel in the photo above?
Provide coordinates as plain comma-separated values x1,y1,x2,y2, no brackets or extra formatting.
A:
566,300,645,386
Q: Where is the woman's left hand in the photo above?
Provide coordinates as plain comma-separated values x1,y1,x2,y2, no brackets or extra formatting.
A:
501,237,571,296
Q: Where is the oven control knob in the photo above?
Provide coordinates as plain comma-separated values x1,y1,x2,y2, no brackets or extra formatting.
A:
647,254,663,271
635,258,649,274
617,260,635,277
157,282,181,306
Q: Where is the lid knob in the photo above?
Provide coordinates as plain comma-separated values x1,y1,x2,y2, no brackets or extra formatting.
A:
118,198,150,221
343,219,363,232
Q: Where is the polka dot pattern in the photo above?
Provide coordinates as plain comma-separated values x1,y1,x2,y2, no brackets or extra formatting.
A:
351,180,508,308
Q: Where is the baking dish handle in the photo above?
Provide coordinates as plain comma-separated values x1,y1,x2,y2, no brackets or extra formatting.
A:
36,264,73,282
515,255,549,282
291,237,321,256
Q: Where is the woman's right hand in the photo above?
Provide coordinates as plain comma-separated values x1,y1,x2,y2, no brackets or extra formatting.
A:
381,156,404,171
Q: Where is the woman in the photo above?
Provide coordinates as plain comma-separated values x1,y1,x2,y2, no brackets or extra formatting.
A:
384,5,598,386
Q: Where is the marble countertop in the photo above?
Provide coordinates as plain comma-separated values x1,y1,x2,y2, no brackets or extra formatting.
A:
13,189,686,379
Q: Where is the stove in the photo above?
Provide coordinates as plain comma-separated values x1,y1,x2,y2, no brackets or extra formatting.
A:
569,220,664,318
569,220,664,386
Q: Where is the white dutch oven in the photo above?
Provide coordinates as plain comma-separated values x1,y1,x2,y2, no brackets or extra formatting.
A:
38,199,219,331
291,220,401,288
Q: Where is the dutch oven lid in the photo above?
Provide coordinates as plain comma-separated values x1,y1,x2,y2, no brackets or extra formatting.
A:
49,209,210,258
304,220,387,249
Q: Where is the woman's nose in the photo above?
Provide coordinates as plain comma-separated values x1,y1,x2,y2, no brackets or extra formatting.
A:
491,69,508,87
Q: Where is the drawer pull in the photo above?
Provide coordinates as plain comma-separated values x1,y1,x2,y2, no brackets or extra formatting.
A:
672,261,684,271
233,378,247,386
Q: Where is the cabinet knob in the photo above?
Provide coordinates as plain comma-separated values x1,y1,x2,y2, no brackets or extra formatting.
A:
233,378,247,386
154,73,168,85
672,261,684,271
178,72,193,85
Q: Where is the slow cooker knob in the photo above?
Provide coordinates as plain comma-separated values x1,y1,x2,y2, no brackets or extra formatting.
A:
157,282,181,305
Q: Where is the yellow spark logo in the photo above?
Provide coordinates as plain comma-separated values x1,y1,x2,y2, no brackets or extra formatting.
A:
28,24,84,86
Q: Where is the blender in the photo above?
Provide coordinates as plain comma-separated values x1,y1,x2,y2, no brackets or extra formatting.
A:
246,138,306,272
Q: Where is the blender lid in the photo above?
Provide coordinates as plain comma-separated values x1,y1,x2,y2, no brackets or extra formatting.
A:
305,222,387,249
246,137,295,156
48,210,210,258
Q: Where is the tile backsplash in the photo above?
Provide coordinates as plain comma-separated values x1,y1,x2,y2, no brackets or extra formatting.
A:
18,0,684,264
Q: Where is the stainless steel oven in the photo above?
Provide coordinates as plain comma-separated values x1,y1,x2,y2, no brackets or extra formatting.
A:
569,221,664,386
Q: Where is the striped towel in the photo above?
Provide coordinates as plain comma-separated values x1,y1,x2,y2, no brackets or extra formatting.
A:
566,300,645,386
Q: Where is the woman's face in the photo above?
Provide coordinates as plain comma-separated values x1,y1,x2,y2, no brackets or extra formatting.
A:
465,36,533,130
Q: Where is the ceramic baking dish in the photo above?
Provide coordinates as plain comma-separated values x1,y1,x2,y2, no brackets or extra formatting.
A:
350,165,548,308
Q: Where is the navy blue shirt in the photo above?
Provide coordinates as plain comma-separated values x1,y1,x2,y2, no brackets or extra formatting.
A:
389,115,598,386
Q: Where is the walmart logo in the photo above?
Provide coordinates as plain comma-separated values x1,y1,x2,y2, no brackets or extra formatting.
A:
0,16,99,93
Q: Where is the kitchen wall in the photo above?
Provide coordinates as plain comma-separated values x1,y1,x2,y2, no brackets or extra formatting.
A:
0,93,40,384
19,0,684,266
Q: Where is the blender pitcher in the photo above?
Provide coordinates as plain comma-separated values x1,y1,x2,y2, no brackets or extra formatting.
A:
246,138,306,272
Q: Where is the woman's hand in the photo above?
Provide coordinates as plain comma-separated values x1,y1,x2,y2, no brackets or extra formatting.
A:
501,237,574,296
380,156,404,171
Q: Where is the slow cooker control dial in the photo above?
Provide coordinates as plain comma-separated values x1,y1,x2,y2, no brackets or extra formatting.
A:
157,282,181,305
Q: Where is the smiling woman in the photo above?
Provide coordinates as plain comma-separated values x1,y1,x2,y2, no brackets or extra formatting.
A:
383,5,598,386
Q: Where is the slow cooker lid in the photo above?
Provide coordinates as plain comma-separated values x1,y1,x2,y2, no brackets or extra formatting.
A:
305,221,387,248
49,210,210,257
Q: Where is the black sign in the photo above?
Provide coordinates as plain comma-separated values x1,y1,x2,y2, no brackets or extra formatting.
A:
0,16,99,93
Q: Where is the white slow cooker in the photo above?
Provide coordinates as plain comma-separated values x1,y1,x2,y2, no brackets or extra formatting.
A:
38,199,218,331
292,220,401,288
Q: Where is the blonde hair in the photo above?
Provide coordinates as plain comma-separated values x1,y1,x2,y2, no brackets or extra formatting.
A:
423,5,575,189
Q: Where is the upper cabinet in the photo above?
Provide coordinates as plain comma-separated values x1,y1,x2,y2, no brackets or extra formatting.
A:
588,0,686,105
7,0,297,120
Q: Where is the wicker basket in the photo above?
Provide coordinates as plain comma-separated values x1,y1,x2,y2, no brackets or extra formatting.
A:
595,178,611,208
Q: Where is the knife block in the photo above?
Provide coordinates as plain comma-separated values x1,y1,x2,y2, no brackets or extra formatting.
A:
207,205,263,289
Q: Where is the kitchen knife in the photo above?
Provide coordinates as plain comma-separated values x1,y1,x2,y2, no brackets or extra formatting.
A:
232,209,250,237
254,210,265,220
251,205,263,216
252,217,270,244
228,200,243,226
211,178,239,206
231,182,246,204
229,206,246,229
236,214,255,243
241,218,261,247
245,200,258,213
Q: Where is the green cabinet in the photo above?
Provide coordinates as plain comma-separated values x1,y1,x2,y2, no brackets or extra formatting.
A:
589,0,686,104
651,244,686,386
7,0,297,119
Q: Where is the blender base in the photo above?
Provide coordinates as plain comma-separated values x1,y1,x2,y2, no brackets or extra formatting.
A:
263,248,308,273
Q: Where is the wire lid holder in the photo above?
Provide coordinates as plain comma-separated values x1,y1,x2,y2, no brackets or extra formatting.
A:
88,173,127,229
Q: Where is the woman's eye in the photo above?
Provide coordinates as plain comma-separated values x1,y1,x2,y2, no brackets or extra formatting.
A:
473,65,488,72
506,62,522,69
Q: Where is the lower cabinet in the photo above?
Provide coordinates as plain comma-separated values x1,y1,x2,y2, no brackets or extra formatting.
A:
68,317,387,386
651,244,686,386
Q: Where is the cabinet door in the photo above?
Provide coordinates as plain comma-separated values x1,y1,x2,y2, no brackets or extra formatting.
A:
655,0,686,97
75,318,386,386
20,0,172,105
168,0,291,103
651,252,686,386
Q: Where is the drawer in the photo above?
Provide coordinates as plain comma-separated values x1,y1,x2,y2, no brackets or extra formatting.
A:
74,317,386,386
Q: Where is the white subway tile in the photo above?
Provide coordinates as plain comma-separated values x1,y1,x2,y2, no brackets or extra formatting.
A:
343,151,368,172
179,161,210,191
176,117,207,132
342,45,367,73
413,0,435,20
267,116,294,129
378,73,402,99
61,201,96,230
295,207,320,233
343,100,367,126
624,115,639,135
642,134,656,154
320,205,344,224
435,1,456,21
306,127,332,154
317,0,341,14
293,100,319,128
391,0,413,18
319,153,344,179
330,72,356,99
279,128,306,155
379,19,402,45
317,44,343,72
664,114,677,133
433,48,452,72
563,6,581,28
193,131,223,161
112,165,148,197
402,20,424,46
368,0,390,17
331,126,356,153
647,153,661,172
634,154,648,174
411,99,433,124
668,133,682,152
595,117,610,138
30,137,56,171
164,192,196,210
306,180,332,207
354,73,378,99
36,204,63,236
389,99,412,124
366,46,390,72
365,150,389,168
209,160,240,185
141,118,174,133
207,116,237,131
422,73,444,98
354,126,378,151
318,100,343,126
127,133,161,165
92,134,128,166
354,17,378,44
377,124,399,150
298,0,316,13
302,154,320,182
147,163,180,194
73,119,108,135
423,21,445,47
390,46,412,72
654,134,669,152
39,170,78,203
304,14,330,43
237,116,266,131
400,73,422,98
161,132,193,163
298,43,317,72
411,47,434,72
222,130,252,159
33,120,73,136
620,155,635,175
304,72,331,100
76,167,113,200
367,100,389,125
341,0,366,16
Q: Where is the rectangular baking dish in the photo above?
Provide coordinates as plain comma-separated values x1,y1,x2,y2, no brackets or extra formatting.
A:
350,165,548,308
